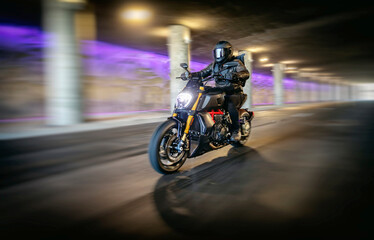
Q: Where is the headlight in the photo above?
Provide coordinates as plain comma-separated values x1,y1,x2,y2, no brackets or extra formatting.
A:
176,93,193,109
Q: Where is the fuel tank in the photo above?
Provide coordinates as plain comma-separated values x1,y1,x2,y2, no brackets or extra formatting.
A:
197,93,225,112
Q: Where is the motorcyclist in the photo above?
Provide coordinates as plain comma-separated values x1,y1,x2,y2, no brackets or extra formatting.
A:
180,41,249,141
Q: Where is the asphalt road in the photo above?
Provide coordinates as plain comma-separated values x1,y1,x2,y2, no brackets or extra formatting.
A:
1,101,373,239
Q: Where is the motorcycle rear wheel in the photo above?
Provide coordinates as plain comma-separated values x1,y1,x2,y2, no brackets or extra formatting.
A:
231,111,252,147
149,120,188,174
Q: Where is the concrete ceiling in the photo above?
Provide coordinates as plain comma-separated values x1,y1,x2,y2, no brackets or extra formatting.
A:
92,0,374,83
1,0,374,83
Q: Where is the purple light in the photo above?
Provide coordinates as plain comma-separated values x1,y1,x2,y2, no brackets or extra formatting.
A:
0,108,170,123
252,102,274,106
251,73,274,105
0,24,325,120
0,116,47,123
0,25,43,51
85,108,169,116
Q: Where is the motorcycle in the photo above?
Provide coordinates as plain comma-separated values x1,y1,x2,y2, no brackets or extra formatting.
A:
148,61,254,174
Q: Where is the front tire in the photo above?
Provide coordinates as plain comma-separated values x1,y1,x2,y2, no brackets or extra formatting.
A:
149,120,188,174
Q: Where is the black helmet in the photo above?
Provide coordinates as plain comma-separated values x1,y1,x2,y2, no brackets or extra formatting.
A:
213,41,233,63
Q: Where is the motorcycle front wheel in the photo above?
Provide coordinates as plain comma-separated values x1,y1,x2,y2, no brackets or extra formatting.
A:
148,120,188,174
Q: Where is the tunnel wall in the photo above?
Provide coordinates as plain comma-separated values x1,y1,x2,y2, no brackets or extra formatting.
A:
0,24,324,120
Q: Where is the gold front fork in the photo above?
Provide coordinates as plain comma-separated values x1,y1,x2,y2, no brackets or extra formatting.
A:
181,86,204,142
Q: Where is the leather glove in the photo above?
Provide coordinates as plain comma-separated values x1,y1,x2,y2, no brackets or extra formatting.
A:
190,72,201,81
180,72,190,80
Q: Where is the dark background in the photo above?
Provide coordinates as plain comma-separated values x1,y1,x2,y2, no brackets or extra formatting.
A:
1,0,374,81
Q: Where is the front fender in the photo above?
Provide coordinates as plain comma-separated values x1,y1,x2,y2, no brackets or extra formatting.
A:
168,117,184,138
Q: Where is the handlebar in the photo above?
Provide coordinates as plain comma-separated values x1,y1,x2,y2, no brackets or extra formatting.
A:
202,75,232,82
177,71,233,83
177,75,232,82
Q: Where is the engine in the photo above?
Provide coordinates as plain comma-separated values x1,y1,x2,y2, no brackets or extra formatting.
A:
211,115,230,143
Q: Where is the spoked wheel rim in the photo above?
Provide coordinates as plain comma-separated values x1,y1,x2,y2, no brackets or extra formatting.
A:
158,127,187,171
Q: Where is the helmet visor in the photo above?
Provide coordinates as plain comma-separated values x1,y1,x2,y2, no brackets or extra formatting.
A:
214,48,225,59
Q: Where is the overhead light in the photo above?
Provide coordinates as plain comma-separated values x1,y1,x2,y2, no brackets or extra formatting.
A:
315,72,334,76
149,27,168,37
300,67,321,72
281,60,299,64
183,31,191,44
247,46,267,53
285,66,297,70
262,63,274,67
122,8,152,23
259,57,269,62
60,0,86,3
177,17,211,30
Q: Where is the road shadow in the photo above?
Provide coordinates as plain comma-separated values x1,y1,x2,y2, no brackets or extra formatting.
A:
153,146,294,239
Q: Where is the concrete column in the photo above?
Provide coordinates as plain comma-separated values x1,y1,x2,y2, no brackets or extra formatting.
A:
309,80,316,102
352,84,360,101
317,81,323,102
238,50,253,109
351,85,356,101
320,82,325,102
334,82,341,101
321,82,327,102
346,84,350,101
343,83,349,101
167,25,190,112
296,80,303,103
295,72,304,103
340,83,346,101
272,63,285,106
305,80,312,102
329,82,334,101
319,82,325,101
348,84,354,101
43,0,85,125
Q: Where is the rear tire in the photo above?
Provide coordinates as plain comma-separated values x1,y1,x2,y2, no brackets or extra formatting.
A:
149,120,188,174
231,111,252,147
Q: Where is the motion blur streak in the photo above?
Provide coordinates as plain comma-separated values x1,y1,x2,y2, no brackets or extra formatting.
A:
0,24,330,121
1,102,374,239
1,0,373,239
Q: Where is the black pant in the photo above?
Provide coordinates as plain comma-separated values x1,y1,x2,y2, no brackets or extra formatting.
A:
224,95,240,131
205,86,243,131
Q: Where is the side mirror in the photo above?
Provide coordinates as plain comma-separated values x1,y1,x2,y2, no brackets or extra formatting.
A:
223,61,239,69
180,63,189,70
180,63,190,74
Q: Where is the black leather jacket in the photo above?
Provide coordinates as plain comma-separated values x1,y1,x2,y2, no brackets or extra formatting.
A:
195,55,250,93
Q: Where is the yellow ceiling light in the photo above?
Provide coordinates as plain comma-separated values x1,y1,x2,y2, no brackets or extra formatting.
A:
149,27,168,37
280,60,299,64
262,63,274,67
300,67,322,72
122,7,152,23
247,46,268,53
60,0,86,3
318,73,334,76
285,66,297,70
259,57,269,62
177,17,211,30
